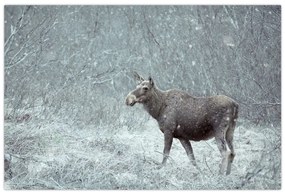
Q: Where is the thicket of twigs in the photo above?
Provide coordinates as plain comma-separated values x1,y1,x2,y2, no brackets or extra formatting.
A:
4,5,281,189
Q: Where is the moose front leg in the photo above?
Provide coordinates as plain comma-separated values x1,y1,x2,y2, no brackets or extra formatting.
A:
161,130,173,165
179,138,197,166
179,138,202,172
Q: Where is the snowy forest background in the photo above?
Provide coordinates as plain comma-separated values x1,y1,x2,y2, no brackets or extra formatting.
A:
4,5,281,189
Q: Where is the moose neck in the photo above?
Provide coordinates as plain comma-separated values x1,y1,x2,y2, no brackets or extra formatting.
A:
143,86,166,120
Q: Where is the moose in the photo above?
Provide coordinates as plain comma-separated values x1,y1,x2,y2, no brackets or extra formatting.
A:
125,73,239,175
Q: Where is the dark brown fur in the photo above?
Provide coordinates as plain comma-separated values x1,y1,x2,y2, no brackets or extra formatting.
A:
126,73,239,175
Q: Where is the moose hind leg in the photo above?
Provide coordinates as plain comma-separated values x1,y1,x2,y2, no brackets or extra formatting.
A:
215,135,229,175
225,120,236,175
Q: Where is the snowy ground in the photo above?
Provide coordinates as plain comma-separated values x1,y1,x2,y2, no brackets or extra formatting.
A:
4,115,281,189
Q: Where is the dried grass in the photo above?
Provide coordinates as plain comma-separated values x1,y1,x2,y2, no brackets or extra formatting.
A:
4,117,281,190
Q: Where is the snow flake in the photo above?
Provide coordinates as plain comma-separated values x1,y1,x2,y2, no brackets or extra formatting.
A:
195,26,202,30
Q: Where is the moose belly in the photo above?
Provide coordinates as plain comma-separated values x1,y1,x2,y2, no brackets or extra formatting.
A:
173,124,215,141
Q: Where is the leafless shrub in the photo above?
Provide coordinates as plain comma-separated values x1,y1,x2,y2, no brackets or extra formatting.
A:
4,5,280,190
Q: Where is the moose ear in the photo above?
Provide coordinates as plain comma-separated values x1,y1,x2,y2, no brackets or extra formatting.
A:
148,76,154,86
133,71,145,83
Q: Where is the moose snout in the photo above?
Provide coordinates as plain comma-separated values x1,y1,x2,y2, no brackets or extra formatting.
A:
126,94,137,106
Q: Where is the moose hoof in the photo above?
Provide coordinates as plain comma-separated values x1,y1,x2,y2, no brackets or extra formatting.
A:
156,163,166,170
